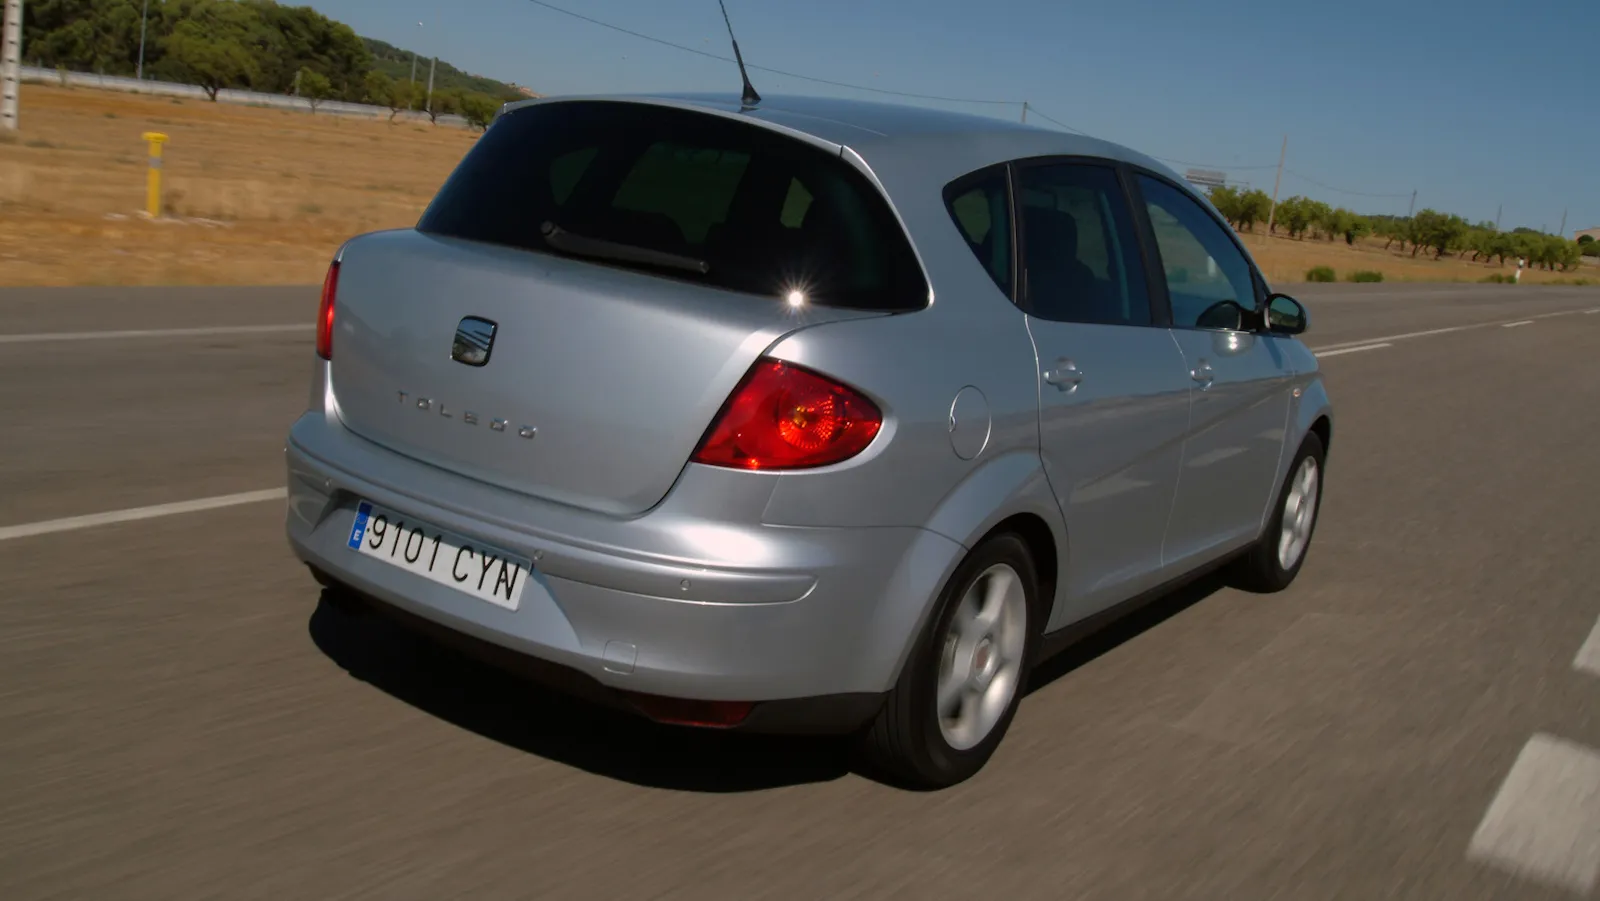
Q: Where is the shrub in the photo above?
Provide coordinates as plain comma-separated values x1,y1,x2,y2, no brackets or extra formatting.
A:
1305,265,1336,282
1348,270,1384,283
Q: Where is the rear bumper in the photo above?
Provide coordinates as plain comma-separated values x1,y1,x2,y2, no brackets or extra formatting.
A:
284,411,966,729
317,579,886,734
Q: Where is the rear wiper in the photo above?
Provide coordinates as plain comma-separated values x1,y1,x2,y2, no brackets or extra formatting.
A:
539,221,710,275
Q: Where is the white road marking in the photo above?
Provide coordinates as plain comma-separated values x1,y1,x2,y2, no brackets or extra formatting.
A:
0,324,310,344
0,489,286,542
1309,308,1592,353
1587,309,1600,315
1315,342,1392,358
1311,323,1483,353
1502,320,1535,328
1573,618,1600,677
1467,733,1600,894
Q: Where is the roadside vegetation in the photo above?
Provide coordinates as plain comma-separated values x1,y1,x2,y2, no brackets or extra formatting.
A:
20,0,526,127
1207,186,1593,281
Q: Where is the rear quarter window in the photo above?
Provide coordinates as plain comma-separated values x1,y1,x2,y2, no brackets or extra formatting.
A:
418,100,929,313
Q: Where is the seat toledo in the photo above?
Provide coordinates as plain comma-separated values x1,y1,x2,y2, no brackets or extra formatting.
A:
284,93,1331,788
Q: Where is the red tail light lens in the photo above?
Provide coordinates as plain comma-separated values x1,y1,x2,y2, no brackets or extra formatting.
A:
692,359,883,470
316,260,340,360
622,692,754,729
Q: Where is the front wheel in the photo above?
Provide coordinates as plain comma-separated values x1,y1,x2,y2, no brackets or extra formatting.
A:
860,533,1039,789
1230,432,1326,593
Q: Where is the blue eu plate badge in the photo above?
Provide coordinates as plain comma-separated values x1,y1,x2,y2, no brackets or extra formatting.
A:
347,501,373,549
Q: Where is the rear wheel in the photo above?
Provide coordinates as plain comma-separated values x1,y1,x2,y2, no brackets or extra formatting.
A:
1230,432,1325,593
861,533,1038,789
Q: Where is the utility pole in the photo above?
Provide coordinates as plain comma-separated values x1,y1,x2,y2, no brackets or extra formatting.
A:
1020,101,1028,124
1495,204,1502,231
408,21,422,111
136,0,149,80
1559,208,1568,238
1,0,21,132
425,56,436,117
1407,189,1417,218
1265,134,1287,237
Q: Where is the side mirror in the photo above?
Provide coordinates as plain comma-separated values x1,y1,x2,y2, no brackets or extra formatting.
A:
1264,293,1308,335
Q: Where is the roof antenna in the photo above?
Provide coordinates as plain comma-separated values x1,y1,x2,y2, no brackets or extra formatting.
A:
717,0,761,108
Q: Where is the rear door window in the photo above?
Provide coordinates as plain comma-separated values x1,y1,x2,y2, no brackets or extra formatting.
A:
1013,162,1153,327
419,101,928,312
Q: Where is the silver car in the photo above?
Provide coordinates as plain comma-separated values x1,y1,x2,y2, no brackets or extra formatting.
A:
285,93,1331,788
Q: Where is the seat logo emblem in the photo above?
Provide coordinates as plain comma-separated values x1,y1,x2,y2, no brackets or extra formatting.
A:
451,316,497,367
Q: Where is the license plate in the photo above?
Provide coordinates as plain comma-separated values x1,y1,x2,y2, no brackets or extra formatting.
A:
345,500,531,610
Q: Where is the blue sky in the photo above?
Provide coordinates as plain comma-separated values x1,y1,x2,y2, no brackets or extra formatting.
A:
308,0,1596,235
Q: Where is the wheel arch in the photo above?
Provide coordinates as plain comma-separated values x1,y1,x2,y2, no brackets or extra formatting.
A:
1293,376,1333,459
896,449,1068,661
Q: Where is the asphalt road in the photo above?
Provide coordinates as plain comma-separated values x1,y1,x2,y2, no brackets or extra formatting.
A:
3,282,1600,900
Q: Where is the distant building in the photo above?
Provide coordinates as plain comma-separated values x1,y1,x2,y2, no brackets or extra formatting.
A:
1576,226,1600,242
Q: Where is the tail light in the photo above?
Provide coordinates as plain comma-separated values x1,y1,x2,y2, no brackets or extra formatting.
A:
691,359,882,470
315,260,340,360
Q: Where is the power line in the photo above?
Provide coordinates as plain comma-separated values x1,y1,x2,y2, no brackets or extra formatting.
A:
1024,107,1084,134
524,0,1020,107
1283,168,1411,199
1151,156,1279,171
522,0,1424,209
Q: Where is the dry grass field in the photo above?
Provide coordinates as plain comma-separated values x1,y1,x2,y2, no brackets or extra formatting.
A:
0,83,1588,287
1237,230,1588,285
0,84,477,286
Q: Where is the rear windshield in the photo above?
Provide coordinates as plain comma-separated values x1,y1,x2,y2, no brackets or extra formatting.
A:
418,100,929,313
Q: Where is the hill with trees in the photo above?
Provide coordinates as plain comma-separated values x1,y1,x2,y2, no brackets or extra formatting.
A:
362,38,527,103
20,0,527,121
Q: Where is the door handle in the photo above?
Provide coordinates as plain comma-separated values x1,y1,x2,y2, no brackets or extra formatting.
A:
1043,358,1083,390
1190,361,1215,388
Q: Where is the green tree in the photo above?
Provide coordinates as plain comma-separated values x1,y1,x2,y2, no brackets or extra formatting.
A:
1236,190,1271,233
1275,196,1315,239
244,0,371,100
1206,185,1243,230
362,70,418,121
298,67,333,113
1319,207,1357,243
22,0,149,74
1341,215,1372,246
1304,200,1333,239
425,88,459,125
1407,209,1466,258
160,1,267,101
458,92,500,131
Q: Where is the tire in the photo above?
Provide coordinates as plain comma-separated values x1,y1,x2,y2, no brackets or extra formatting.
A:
860,532,1040,789
1230,432,1326,593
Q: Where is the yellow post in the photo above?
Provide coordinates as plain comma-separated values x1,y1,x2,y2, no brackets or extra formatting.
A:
141,131,168,218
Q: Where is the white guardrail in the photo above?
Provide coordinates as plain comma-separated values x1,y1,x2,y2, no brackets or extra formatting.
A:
19,65,474,128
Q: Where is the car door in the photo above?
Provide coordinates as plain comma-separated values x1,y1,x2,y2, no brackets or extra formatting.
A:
1129,172,1296,567
1011,160,1195,627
